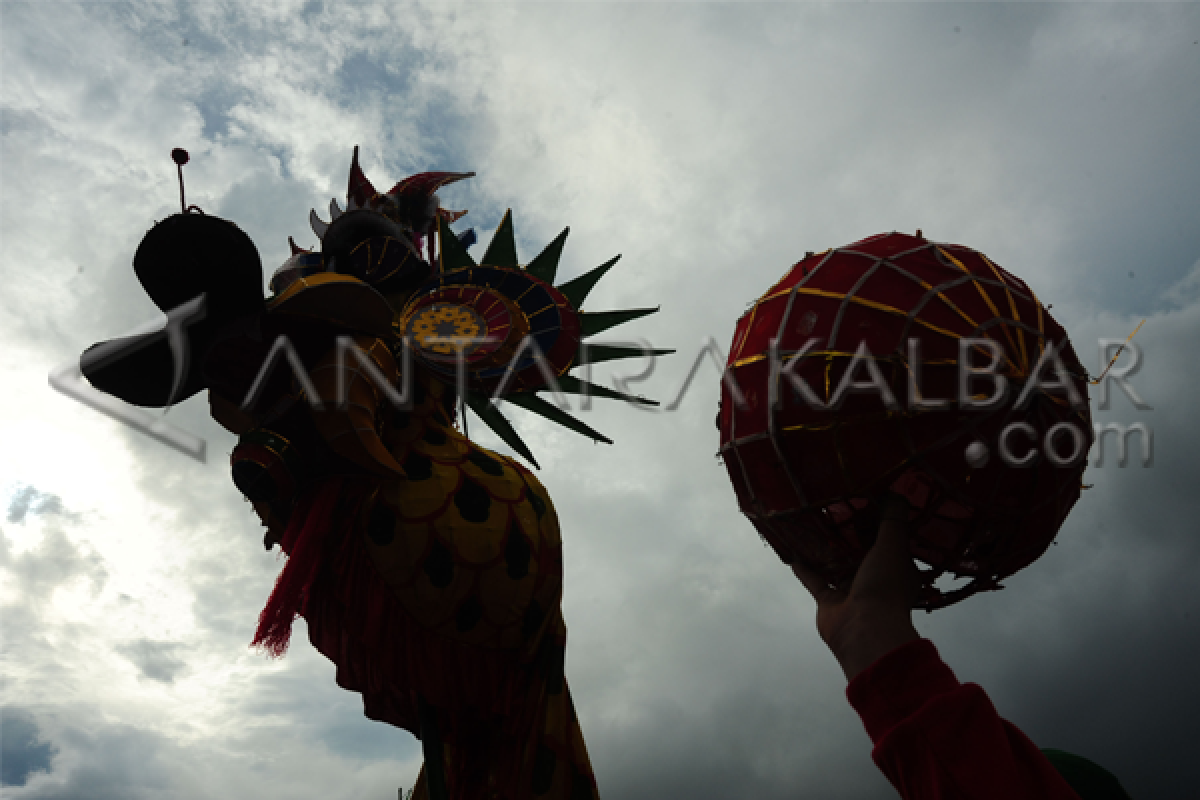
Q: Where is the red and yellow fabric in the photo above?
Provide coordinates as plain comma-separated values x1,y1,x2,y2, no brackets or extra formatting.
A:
253,348,598,800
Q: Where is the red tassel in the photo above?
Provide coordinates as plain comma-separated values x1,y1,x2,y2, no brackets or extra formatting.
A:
252,477,346,658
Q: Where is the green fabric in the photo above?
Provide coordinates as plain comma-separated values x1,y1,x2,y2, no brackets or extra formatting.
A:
465,392,538,469
525,226,569,284
557,254,620,308
557,375,658,406
575,343,675,366
1040,749,1133,800
437,216,477,272
505,391,612,444
480,208,518,268
578,306,660,337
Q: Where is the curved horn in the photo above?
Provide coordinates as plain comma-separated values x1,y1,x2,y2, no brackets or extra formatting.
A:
387,171,476,199
346,145,378,209
309,209,329,239
329,198,343,220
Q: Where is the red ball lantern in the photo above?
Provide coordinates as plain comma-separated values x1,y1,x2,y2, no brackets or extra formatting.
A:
719,232,1093,609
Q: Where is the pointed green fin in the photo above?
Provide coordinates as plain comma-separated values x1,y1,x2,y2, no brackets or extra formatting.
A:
579,307,660,337
557,254,620,309
576,344,676,365
557,375,658,406
439,216,477,272
505,392,613,444
525,227,569,284
481,209,518,267
465,391,540,469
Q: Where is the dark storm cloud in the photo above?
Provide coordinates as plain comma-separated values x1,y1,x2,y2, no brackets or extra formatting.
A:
547,1,1200,318
911,295,1200,796
532,438,896,799
497,7,1199,793
1,708,58,788
575,307,1200,796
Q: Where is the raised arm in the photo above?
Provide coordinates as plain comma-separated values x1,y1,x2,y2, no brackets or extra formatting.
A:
792,494,920,682
793,495,1081,799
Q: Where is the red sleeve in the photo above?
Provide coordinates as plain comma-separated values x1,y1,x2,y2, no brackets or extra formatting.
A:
845,639,1080,800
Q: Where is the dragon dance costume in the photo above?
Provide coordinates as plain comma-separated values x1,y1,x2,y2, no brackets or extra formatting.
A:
83,147,668,800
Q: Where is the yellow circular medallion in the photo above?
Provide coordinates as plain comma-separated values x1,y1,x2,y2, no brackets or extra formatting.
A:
405,303,486,356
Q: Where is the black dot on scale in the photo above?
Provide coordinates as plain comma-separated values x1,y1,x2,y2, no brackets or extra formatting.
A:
455,477,491,523
404,451,433,481
527,490,546,519
506,524,532,580
367,505,396,546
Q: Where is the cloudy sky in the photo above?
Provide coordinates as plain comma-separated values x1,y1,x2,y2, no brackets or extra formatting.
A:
2,1,1198,797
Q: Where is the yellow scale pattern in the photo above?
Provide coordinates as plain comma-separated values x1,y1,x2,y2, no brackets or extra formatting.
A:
363,370,598,800
373,373,560,655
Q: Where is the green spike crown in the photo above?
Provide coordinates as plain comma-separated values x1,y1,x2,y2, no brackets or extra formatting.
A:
396,209,673,467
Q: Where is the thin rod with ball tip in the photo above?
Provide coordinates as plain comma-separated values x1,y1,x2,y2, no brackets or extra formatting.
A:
172,148,189,214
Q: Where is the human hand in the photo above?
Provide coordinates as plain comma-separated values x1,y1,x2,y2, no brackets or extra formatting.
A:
793,493,921,681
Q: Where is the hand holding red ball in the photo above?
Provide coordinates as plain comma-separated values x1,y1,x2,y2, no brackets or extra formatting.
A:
793,493,920,681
